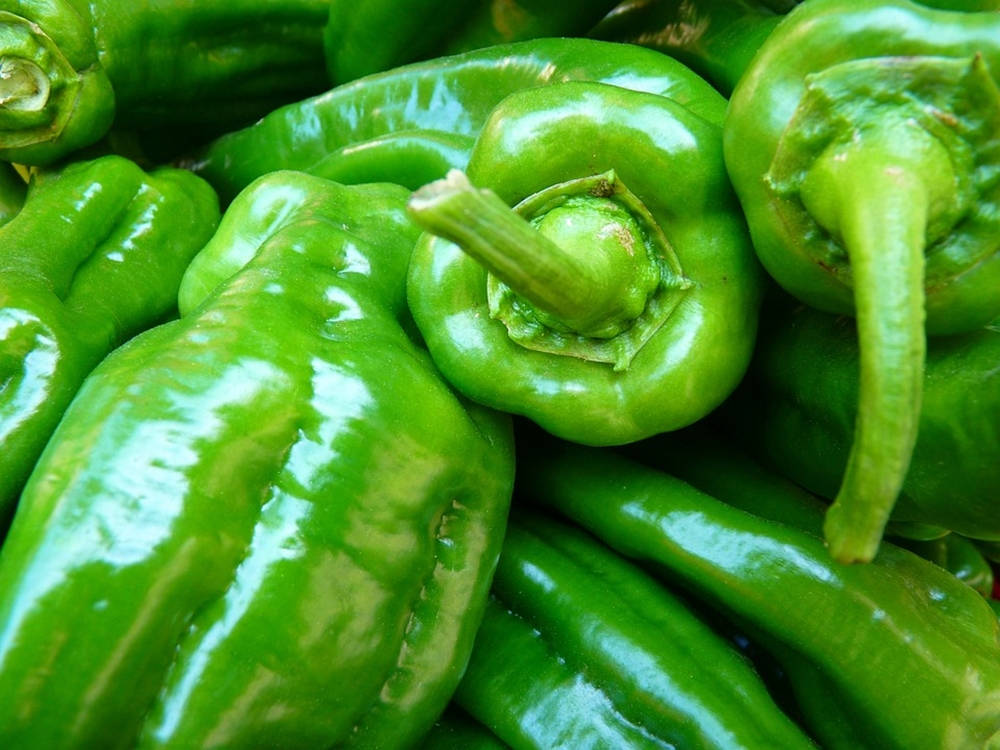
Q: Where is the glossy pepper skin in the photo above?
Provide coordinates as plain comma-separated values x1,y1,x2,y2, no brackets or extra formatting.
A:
520,438,1000,750
0,172,515,750
0,0,330,165
589,0,782,95
192,38,727,201
452,510,815,750
727,298,1000,544
723,0,1000,562
323,0,621,85
405,81,761,446
0,162,25,225
0,154,218,523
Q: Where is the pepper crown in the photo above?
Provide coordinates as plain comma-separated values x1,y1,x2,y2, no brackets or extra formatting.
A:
408,169,691,371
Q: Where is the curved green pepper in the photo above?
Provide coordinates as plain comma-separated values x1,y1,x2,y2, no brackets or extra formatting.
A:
191,38,727,201
0,0,329,165
405,80,761,446
0,154,218,523
0,171,515,749
454,510,815,749
723,0,1000,562
323,0,621,85
521,438,1000,749
589,0,782,95
726,297,1000,543
0,162,26,226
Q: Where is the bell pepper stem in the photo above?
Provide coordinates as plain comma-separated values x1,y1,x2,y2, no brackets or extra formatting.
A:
408,169,649,336
802,143,930,564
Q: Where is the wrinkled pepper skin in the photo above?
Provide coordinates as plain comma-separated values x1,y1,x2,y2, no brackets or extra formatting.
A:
406,81,761,446
0,154,218,522
192,38,727,201
0,172,515,750
723,0,1000,562
727,299,1000,542
590,0,782,95
521,439,1000,750
0,162,25,226
453,511,816,749
0,0,330,164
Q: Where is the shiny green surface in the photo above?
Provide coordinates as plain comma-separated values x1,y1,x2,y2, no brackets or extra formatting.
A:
523,442,1000,749
193,38,727,202
407,81,760,446
0,172,515,749
456,512,815,749
0,154,218,523
729,300,1000,541
590,0,782,94
723,0,1000,562
0,0,329,164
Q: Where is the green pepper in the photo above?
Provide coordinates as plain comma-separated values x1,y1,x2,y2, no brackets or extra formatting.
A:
0,162,25,226
723,0,1000,562
405,80,761,446
520,437,1000,749
0,154,218,524
0,171,515,749
420,707,508,750
191,38,726,201
453,510,816,749
323,0,621,86
0,0,330,165
589,0,782,95
726,296,1000,545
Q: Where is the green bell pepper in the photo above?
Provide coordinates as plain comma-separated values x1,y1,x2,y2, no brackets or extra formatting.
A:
0,0,330,165
0,171,515,749
520,437,1000,749
0,154,218,524
191,38,726,201
0,162,25,226
453,510,816,749
723,0,1000,562
405,80,761,446
726,297,1000,545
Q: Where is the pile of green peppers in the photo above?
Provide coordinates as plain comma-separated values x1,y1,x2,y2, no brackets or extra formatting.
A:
0,0,998,747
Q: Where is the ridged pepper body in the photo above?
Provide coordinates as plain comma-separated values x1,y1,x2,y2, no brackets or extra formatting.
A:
0,172,514,749
0,154,219,520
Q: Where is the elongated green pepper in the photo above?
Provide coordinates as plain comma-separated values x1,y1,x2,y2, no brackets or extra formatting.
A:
192,38,727,201
420,707,508,750
521,439,1000,749
723,0,1000,562
0,0,330,164
727,297,1000,544
453,510,816,749
0,171,515,749
0,154,218,523
405,80,761,446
